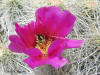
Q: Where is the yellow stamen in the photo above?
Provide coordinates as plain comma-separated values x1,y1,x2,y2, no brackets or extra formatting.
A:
35,35,52,56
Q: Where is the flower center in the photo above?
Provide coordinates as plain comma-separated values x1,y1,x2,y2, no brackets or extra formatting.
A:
35,34,52,56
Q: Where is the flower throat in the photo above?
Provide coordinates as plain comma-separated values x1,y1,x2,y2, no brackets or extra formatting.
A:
35,34,52,56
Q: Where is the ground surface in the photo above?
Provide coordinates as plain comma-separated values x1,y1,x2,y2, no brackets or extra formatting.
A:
0,0,100,75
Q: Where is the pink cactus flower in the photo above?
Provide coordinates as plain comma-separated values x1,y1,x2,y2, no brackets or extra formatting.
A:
9,6,83,69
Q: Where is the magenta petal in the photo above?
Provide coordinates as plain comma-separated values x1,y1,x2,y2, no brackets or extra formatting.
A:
35,6,76,37
24,57,46,69
28,21,35,33
9,35,26,53
14,22,36,48
48,38,83,57
9,43,23,53
47,57,69,69
24,56,68,69
35,6,61,35
63,39,84,49
55,10,76,37
48,39,63,57
23,48,42,57
24,57,34,68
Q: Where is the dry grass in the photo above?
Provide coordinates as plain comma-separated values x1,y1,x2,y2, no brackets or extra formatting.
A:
0,0,100,75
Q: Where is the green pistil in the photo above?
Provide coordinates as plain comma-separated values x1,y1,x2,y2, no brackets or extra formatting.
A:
36,34,45,43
